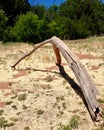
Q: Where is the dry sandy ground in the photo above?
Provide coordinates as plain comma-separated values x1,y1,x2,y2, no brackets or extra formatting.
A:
0,37,104,130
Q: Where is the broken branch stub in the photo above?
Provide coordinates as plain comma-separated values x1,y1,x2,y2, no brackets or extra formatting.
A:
11,36,103,122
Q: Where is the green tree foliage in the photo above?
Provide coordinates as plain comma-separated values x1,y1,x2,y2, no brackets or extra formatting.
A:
0,0,104,43
10,12,46,43
48,17,71,39
0,9,8,40
59,0,104,38
0,0,30,25
46,5,59,21
59,0,82,19
31,5,46,19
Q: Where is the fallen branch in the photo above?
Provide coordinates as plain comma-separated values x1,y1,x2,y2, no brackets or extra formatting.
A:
11,36,104,122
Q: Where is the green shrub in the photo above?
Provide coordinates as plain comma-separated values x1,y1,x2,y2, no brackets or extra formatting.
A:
10,12,44,43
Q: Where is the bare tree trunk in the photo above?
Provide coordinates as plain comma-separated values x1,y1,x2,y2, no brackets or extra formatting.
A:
11,36,104,122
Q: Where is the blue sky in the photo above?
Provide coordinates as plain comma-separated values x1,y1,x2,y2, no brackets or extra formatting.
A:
28,0,66,7
28,0,104,7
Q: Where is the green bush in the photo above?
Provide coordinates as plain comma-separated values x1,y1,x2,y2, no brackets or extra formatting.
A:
10,12,44,43
1,0,104,42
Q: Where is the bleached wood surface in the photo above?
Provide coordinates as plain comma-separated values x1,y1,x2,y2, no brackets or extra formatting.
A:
11,36,103,122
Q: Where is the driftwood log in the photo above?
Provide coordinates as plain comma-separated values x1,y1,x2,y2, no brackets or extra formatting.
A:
11,36,104,122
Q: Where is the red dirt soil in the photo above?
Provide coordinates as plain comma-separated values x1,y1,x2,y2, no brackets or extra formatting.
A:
91,65,100,70
75,53,98,59
0,82,13,89
0,102,5,107
14,70,27,78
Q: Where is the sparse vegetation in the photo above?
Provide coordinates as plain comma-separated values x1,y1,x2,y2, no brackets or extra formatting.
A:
0,117,8,128
22,104,28,110
79,101,82,105
8,82,12,86
34,93,40,99
0,110,4,116
66,86,70,90
0,117,14,128
58,123,71,130
62,102,67,109
63,80,67,86
11,94,17,99
97,99,104,104
10,118,18,122
16,112,21,115
58,115,79,130
56,96,65,101
0,36,104,130
45,75,53,82
12,105,18,110
24,126,30,130
18,93,27,101
69,115,79,129
102,109,104,115
93,124,104,130
5,101,13,105
37,110,44,115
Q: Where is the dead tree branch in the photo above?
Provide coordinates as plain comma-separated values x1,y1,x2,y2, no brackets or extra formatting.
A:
11,36,104,122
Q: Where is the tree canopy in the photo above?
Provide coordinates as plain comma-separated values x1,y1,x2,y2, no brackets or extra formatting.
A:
0,0,104,43
0,0,30,25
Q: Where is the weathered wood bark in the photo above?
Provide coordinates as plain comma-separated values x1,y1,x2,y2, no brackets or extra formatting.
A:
11,36,104,122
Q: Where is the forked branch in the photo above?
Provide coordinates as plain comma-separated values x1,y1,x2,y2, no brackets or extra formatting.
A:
11,36,104,123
